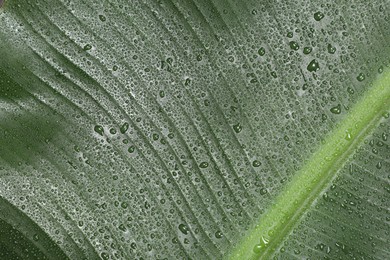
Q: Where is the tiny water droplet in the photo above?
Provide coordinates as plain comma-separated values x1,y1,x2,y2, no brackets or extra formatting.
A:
314,11,325,21
128,146,135,153
83,44,92,51
33,234,39,241
345,130,352,140
215,230,223,239
252,160,261,167
233,123,242,133
330,104,341,114
199,162,209,168
258,47,266,56
99,15,106,22
253,244,262,254
327,44,336,54
303,46,312,54
356,73,365,82
94,125,104,136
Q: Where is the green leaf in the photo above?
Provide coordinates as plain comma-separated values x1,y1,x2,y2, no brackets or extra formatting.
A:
0,1,389,259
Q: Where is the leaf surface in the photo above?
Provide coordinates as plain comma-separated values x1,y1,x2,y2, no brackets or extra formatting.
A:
0,0,389,259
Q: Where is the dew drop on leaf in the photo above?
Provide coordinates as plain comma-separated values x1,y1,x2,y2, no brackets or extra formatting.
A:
128,146,135,153
327,43,336,54
99,15,106,22
83,44,92,51
120,122,129,134
178,224,189,235
94,125,104,136
260,188,268,195
233,123,242,133
33,234,39,241
252,160,261,167
330,104,341,114
253,244,262,254
314,11,325,21
199,162,209,168
289,41,299,50
307,59,320,72
101,252,109,260
356,73,365,81
303,46,312,54
215,230,223,239
258,47,266,56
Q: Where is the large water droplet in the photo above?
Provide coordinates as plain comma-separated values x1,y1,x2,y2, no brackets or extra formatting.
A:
178,224,189,235
307,59,320,72
120,122,129,134
289,41,299,51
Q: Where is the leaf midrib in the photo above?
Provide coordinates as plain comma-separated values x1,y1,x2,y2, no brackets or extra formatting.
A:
229,69,390,260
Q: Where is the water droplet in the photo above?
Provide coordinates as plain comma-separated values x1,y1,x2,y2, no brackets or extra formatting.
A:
215,230,223,239
286,32,293,38
33,234,39,241
199,162,209,168
260,188,268,195
128,146,135,153
120,122,129,134
258,47,266,56
345,131,352,140
252,160,261,167
178,224,189,235
356,73,365,82
327,44,336,54
94,125,104,136
314,11,325,21
119,202,128,209
109,128,117,135
303,46,312,54
233,123,242,133
307,59,320,72
83,44,92,51
99,15,106,22
289,41,299,50
253,244,262,254
330,104,341,114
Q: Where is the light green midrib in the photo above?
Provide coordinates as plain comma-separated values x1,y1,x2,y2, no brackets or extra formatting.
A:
228,68,390,260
